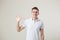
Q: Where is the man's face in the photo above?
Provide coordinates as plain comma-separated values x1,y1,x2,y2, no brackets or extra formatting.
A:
32,9,39,18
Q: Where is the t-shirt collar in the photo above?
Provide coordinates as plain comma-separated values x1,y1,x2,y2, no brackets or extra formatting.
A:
31,17,39,22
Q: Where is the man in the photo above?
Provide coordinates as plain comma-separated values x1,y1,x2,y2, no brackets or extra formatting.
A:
16,7,44,40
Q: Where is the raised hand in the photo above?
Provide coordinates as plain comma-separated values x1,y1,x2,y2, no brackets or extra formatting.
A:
16,16,21,22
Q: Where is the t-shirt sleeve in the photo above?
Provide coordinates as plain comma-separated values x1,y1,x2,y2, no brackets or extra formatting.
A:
21,20,27,27
40,21,44,29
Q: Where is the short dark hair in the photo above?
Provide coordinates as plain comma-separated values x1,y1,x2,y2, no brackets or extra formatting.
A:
32,7,39,11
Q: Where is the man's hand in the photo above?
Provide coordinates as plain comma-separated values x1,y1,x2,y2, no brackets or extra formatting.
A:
16,16,21,22
16,16,25,32
16,16,21,32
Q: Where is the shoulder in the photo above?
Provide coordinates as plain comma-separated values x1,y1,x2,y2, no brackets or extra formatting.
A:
38,19,44,24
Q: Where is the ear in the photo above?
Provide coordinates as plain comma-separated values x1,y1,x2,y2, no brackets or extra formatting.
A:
38,11,39,15
38,12,39,15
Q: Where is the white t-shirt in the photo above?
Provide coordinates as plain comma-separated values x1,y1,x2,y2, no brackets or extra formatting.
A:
21,18,44,40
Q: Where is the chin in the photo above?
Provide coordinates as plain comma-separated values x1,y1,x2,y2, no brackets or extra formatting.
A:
33,16,38,18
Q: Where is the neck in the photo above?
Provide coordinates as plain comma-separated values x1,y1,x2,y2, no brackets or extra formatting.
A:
32,17,38,21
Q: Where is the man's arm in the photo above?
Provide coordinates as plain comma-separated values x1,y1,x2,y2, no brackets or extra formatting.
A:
16,16,25,32
17,21,25,32
40,28,44,40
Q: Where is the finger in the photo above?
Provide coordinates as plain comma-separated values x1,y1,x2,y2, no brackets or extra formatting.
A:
16,16,19,18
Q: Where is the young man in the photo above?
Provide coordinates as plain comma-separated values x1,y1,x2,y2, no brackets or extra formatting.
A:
16,7,44,40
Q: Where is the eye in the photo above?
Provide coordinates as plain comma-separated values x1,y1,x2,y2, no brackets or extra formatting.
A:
36,12,38,13
32,11,38,13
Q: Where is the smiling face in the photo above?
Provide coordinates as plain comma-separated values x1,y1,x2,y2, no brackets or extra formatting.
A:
32,9,39,19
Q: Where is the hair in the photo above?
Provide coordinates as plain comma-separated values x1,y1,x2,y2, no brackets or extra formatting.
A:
32,7,39,11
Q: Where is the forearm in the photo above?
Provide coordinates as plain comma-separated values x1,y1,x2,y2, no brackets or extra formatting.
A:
41,35,44,40
40,28,44,40
17,21,25,32
17,21,21,32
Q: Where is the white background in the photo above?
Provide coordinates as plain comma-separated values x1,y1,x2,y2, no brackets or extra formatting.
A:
0,0,60,40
